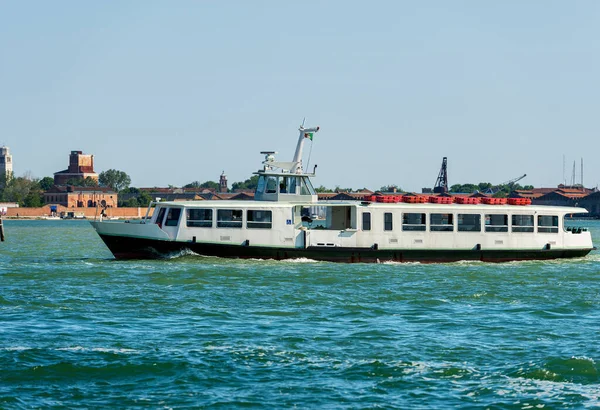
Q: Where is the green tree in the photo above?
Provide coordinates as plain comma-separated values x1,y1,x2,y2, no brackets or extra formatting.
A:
125,197,139,207
315,185,334,193
184,180,219,190
83,176,99,187
138,191,152,207
99,169,131,192
1,174,40,206
231,175,259,191
39,176,55,191
478,182,492,191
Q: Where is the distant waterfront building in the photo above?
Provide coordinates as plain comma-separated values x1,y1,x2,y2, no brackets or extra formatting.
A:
44,186,118,208
219,171,228,193
54,150,99,186
0,146,13,182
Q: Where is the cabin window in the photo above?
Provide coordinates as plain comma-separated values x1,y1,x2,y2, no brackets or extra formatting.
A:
256,176,266,194
265,177,277,194
512,215,534,232
300,178,316,195
402,213,426,231
485,214,508,232
384,212,393,231
430,213,453,232
165,208,182,227
538,215,559,233
362,212,371,231
457,214,481,232
217,209,243,228
280,177,297,195
187,208,213,227
247,210,272,229
154,207,166,226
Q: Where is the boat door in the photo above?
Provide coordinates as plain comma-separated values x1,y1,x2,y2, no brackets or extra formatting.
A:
160,207,182,239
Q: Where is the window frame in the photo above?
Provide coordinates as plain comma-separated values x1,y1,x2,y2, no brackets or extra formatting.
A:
457,213,481,232
165,208,182,227
384,212,393,231
362,212,371,231
217,209,243,228
512,215,534,233
187,208,213,228
430,213,454,232
538,215,559,233
485,214,508,233
247,209,272,229
402,212,426,232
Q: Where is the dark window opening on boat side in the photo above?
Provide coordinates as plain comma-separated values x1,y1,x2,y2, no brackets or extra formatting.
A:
458,214,481,232
512,215,534,232
362,212,371,231
485,214,508,232
247,210,272,229
165,208,182,227
402,213,426,231
430,213,453,232
384,212,393,231
155,207,167,228
187,208,212,228
538,215,559,233
217,209,243,228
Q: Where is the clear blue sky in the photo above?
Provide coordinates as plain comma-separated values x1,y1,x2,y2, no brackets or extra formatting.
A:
1,1,599,191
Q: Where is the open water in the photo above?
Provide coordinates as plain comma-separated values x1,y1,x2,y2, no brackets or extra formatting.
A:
1,219,600,409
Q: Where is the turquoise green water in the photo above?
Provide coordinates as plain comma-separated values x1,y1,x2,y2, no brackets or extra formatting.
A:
1,220,599,408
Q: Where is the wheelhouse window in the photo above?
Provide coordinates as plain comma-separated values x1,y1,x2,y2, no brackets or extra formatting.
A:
187,208,213,227
512,215,534,232
485,214,508,232
458,214,481,232
154,207,166,226
217,209,243,228
247,210,272,229
384,213,393,231
300,178,316,195
362,212,371,231
265,177,277,194
403,213,426,231
538,215,559,233
280,177,297,195
430,213,453,232
165,208,182,227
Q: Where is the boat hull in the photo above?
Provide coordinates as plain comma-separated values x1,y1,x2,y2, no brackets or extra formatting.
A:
96,234,593,263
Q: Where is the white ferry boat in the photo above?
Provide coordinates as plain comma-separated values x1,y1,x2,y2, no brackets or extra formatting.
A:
90,126,594,262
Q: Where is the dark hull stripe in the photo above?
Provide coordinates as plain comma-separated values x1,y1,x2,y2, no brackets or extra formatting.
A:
97,235,593,263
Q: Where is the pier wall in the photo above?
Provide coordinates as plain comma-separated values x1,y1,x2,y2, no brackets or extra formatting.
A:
5,206,153,219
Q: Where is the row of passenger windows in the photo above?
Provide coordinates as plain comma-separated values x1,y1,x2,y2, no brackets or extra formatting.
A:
155,208,273,229
362,212,559,233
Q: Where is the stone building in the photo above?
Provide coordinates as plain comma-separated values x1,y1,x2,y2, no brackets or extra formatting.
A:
44,186,118,209
0,146,13,182
219,171,228,193
54,150,99,185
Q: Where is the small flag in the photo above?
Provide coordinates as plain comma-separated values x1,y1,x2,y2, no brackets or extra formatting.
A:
304,132,313,140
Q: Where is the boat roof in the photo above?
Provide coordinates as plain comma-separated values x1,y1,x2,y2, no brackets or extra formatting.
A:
153,200,587,214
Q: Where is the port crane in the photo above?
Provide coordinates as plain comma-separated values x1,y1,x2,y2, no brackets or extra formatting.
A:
484,174,527,195
433,157,448,194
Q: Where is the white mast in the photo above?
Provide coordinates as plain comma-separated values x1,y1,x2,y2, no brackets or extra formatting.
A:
292,125,320,173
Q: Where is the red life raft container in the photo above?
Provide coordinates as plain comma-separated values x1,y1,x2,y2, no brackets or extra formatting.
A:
481,197,508,205
455,197,481,205
403,195,429,204
429,196,454,204
507,198,532,205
